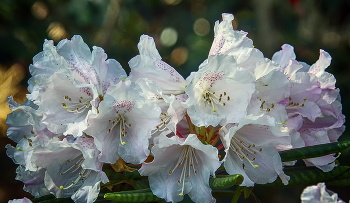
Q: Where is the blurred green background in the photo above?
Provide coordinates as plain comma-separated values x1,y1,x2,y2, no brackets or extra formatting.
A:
1,0,350,202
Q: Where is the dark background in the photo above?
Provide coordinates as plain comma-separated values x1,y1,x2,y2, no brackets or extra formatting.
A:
1,0,350,202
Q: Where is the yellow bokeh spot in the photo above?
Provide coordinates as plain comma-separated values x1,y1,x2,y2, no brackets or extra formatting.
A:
160,27,178,47
170,47,189,66
193,18,210,37
47,22,67,42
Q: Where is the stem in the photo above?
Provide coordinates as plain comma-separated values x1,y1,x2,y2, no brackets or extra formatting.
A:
185,114,195,134
195,125,200,135
200,126,206,137
176,130,184,138
206,126,216,143
209,134,221,146
231,186,242,203
217,143,223,150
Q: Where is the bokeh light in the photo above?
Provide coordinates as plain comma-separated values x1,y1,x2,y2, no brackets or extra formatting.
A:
31,1,48,20
322,31,341,48
47,22,68,42
170,47,189,66
163,0,182,6
193,18,210,36
160,27,178,47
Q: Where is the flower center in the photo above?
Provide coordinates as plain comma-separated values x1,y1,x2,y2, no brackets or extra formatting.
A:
59,154,91,190
61,95,91,113
151,113,172,135
168,146,199,196
108,115,131,145
203,90,230,113
230,137,261,169
286,97,307,108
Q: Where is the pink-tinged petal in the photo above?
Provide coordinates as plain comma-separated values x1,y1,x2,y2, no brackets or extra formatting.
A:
287,101,322,122
129,35,187,95
289,72,322,103
254,58,279,80
32,139,106,201
85,80,161,164
221,115,290,186
209,13,263,73
255,70,290,104
137,34,162,59
8,197,33,203
15,165,50,197
56,35,99,86
318,72,336,89
317,89,339,107
304,156,336,172
272,44,296,70
308,50,332,77
90,46,127,95
284,59,304,80
184,54,256,127
301,183,345,203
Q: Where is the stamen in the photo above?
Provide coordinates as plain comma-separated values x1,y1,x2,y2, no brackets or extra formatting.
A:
230,137,260,169
59,169,91,190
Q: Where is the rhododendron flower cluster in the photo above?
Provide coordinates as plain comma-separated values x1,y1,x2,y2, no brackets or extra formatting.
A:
6,13,345,203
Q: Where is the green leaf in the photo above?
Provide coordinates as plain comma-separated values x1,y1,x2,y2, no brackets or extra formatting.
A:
230,186,242,203
326,168,350,186
260,166,349,187
243,186,254,199
104,189,161,202
279,141,350,162
103,168,141,181
210,174,244,189
31,195,73,203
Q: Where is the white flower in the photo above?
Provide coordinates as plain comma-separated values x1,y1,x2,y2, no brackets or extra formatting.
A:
183,54,256,127
129,35,187,95
139,134,221,203
28,35,127,137
85,79,161,164
301,183,345,203
220,115,291,186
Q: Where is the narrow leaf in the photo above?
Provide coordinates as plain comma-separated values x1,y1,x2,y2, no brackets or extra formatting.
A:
210,174,244,189
31,195,73,203
230,186,242,203
279,141,350,162
104,189,161,202
243,186,254,199
326,168,350,186
260,166,349,187
103,167,141,181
